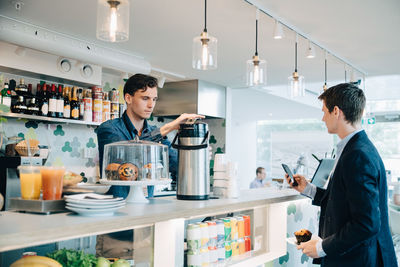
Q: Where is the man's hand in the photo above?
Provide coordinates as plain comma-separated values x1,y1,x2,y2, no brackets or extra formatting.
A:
285,174,308,193
160,113,205,136
297,239,319,258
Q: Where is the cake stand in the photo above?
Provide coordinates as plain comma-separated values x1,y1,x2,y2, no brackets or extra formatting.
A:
100,179,172,203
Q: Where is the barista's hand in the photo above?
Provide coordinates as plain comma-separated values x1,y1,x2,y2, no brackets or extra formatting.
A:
160,113,205,136
285,174,308,193
297,239,319,258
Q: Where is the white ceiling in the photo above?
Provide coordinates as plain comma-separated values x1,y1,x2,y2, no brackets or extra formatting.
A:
1,0,399,91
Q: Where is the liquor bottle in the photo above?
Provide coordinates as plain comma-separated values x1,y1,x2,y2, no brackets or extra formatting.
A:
15,78,28,96
78,88,84,120
63,87,71,119
1,81,12,107
48,84,57,117
26,97,40,115
70,87,79,120
40,84,49,116
56,84,64,118
27,84,33,98
11,96,27,114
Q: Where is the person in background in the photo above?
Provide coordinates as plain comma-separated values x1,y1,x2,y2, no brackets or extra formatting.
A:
97,73,204,198
250,167,269,188
286,83,397,266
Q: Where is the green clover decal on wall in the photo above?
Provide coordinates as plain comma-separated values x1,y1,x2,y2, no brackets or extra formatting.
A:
86,138,96,148
279,252,289,264
287,203,296,215
18,132,25,140
70,137,81,158
209,135,217,144
25,121,38,129
301,253,309,264
54,125,65,136
62,141,72,152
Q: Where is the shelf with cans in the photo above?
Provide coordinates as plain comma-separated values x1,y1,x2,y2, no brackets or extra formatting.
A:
0,77,125,126
185,212,254,267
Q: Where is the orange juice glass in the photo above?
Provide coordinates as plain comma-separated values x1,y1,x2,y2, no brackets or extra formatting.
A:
18,166,42,200
41,167,65,200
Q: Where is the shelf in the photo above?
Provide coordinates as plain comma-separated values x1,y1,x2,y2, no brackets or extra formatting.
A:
0,112,101,126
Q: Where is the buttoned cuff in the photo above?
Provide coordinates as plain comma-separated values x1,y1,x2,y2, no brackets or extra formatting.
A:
316,240,326,257
301,183,317,200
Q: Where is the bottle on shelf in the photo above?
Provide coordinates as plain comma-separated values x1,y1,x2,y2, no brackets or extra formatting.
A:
15,78,28,96
26,97,40,116
11,96,27,114
48,84,57,118
40,84,49,117
56,84,64,118
1,81,12,107
63,86,71,119
70,87,79,120
78,88,84,120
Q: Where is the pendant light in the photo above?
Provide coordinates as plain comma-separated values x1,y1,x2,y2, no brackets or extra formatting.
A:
323,52,328,91
192,0,217,70
288,34,305,97
96,0,130,42
246,9,267,87
306,40,316,59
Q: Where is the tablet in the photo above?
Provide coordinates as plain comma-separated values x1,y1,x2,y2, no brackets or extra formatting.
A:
311,158,335,189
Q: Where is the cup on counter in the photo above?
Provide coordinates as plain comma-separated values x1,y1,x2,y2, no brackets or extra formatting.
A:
18,166,42,200
40,166,65,200
214,153,227,172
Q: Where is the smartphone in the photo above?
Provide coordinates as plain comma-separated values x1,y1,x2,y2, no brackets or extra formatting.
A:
282,163,298,186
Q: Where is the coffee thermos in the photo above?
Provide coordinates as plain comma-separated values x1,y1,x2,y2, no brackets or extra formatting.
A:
172,121,210,200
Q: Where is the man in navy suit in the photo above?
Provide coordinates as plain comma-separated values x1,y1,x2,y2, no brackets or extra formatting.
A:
287,83,397,266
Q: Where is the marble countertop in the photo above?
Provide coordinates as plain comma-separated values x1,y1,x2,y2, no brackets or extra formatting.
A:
0,188,304,252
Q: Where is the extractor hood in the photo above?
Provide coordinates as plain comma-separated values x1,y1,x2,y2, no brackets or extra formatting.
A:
153,80,226,118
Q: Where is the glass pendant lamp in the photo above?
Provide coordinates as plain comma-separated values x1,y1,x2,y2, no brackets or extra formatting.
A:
288,34,305,97
246,10,267,87
192,0,217,70
96,0,130,42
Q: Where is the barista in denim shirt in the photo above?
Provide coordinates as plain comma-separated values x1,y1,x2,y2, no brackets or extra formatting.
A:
97,74,204,198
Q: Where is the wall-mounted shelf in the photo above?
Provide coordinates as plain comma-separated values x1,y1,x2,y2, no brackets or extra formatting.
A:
0,112,101,126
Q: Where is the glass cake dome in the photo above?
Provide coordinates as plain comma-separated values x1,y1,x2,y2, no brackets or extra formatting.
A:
102,140,169,181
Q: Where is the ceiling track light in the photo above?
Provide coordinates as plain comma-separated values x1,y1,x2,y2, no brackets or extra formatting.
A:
288,34,305,98
273,19,284,39
96,0,129,43
246,9,267,87
306,40,316,59
323,51,328,91
192,0,218,70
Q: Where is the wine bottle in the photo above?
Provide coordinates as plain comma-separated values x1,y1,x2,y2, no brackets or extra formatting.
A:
48,84,57,117
56,84,64,118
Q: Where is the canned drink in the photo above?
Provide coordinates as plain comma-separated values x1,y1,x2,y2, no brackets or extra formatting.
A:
187,224,201,251
91,86,102,93
237,217,245,239
243,215,251,237
93,111,102,122
83,94,92,122
244,236,251,252
200,247,209,266
22,252,37,258
223,218,231,242
187,249,202,267
208,247,217,263
206,221,217,249
215,220,225,248
102,100,111,122
111,102,119,113
217,247,225,261
199,222,209,248
224,241,232,259
93,98,102,111
230,217,238,240
110,88,119,102
238,238,245,255
231,240,239,256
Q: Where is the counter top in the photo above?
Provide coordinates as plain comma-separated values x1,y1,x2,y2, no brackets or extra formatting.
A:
0,188,304,252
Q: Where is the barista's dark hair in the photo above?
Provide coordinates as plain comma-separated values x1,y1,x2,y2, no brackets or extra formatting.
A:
256,167,265,175
123,74,158,96
318,83,366,125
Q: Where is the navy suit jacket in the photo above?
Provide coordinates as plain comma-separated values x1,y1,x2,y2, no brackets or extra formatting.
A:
313,131,397,266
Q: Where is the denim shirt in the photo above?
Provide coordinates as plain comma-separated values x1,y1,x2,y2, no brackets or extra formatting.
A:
96,111,178,198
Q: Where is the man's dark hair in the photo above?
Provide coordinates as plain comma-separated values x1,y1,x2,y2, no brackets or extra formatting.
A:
123,74,158,96
256,167,265,175
318,83,366,125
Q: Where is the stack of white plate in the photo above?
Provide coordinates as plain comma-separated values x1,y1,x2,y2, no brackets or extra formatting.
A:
65,193,126,217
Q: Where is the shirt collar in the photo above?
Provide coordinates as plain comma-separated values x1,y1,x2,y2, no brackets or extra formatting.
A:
122,111,151,138
336,128,363,155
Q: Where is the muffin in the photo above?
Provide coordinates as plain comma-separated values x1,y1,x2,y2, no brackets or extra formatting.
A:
294,229,312,244
105,163,121,180
118,163,139,181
